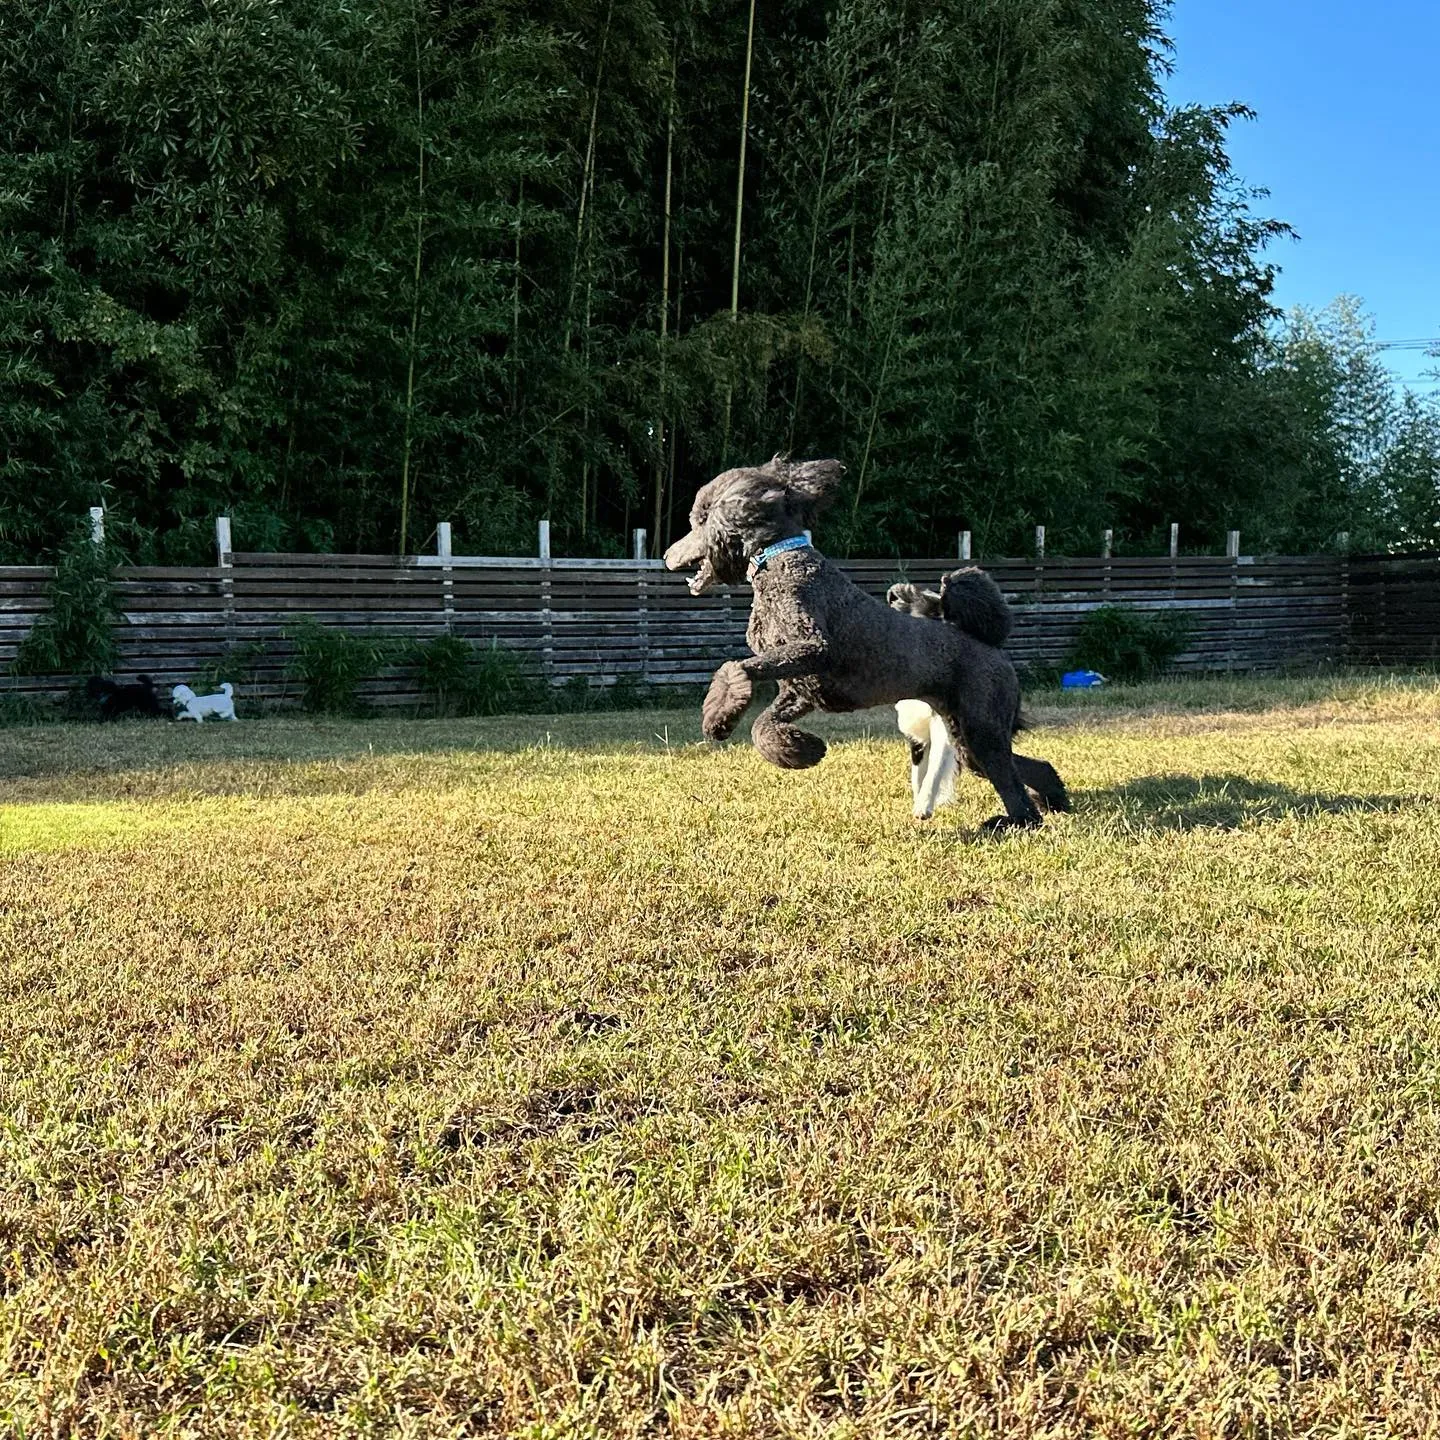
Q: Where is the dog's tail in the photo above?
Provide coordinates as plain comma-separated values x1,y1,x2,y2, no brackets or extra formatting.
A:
938,567,1012,648
220,682,234,697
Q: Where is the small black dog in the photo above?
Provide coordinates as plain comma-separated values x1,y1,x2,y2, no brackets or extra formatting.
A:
86,674,167,721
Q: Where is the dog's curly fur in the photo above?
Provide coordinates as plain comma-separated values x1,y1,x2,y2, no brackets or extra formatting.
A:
664,457,1069,830
887,576,1070,817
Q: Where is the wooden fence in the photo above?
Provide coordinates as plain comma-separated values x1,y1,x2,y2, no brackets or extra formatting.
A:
1347,552,1440,668
1,540,1434,710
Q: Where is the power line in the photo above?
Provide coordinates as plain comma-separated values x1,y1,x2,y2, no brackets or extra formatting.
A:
1376,339,1440,351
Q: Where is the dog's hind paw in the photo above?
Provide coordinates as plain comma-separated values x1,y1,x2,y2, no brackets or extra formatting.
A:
752,714,827,770
1029,785,1072,814
702,661,753,741
978,813,1042,836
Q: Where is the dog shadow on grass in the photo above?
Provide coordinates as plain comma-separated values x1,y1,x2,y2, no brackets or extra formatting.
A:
1081,773,1422,833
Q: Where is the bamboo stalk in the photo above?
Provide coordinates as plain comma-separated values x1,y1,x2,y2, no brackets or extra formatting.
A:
563,2,614,540
852,302,898,523
788,69,841,449
730,0,756,320
563,1,613,354
668,224,684,542
866,7,906,317
511,178,523,412
845,149,860,321
722,0,758,463
398,2,426,556
652,42,678,554
852,4,909,525
579,264,597,537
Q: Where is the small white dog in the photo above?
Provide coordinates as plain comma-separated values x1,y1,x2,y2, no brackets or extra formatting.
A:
172,682,238,722
895,698,958,820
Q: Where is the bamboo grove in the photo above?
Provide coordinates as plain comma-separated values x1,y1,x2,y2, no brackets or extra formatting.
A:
3,0,1438,563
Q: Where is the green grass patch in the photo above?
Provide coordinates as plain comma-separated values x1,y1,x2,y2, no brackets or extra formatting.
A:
2,672,1439,1434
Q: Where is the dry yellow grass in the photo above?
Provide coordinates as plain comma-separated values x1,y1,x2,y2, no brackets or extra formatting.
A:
3,673,1440,1438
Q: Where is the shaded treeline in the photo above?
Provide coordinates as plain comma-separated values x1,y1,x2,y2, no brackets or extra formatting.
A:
2,0,1434,562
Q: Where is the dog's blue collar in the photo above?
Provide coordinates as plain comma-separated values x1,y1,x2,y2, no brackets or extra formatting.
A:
748,535,812,576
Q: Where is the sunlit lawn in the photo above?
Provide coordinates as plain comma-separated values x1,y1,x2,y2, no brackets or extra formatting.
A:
2,673,1439,1436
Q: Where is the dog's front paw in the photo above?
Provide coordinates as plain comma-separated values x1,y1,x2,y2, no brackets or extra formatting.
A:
702,661,753,741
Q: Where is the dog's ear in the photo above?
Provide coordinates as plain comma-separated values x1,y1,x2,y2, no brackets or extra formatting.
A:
780,458,845,508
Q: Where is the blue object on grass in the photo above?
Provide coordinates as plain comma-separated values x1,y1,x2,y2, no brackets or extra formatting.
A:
1061,669,1106,688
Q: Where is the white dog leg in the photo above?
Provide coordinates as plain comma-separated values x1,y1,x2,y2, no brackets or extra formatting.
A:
915,711,961,823
913,713,958,819
897,700,956,819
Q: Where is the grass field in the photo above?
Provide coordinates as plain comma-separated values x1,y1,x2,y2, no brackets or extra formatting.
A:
3,673,1440,1437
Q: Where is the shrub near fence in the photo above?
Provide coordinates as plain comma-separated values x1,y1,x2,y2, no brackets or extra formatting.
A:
1,521,1435,711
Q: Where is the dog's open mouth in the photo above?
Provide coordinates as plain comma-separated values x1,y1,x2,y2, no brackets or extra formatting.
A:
663,531,717,595
685,558,716,596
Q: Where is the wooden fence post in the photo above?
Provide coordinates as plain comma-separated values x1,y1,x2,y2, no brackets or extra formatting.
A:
539,520,554,687
1169,523,1179,559
1034,525,1045,611
1102,529,1112,600
437,522,455,633
215,516,234,651
90,506,105,545
960,531,971,562
1337,531,1350,664
634,528,649,685
1226,530,1240,672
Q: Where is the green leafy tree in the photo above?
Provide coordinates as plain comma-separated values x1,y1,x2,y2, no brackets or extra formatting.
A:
1381,393,1440,551
1,0,1426,563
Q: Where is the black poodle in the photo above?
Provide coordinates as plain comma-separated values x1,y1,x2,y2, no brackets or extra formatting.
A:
664,456,1068,831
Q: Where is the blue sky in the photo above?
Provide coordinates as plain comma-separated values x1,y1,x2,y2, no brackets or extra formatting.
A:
1164,0,1439,393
